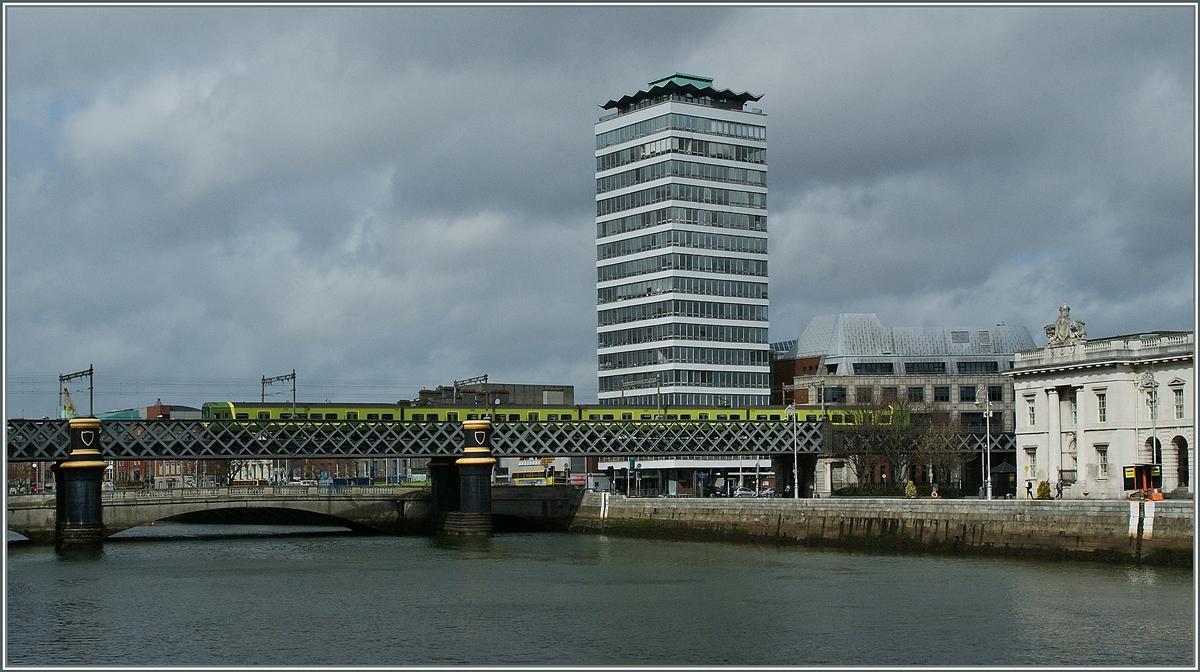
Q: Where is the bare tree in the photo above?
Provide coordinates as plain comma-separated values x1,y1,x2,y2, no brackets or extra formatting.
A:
915,411,968,492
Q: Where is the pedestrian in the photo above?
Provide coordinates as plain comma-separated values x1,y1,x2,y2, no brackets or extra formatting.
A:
1055,480,1064,499
1025,481,1033,499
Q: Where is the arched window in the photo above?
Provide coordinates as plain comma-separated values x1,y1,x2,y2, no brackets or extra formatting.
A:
1145,437,1163,465
1173,436,1189,487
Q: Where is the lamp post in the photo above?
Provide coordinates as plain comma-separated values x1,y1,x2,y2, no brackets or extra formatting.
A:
785,403,798,499
1139,372,1159,464
975,386,992,500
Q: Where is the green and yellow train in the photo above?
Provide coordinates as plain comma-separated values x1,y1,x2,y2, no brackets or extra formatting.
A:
200,401,900,427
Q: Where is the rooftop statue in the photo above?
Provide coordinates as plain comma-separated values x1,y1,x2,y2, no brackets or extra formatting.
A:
1044,304,1087,347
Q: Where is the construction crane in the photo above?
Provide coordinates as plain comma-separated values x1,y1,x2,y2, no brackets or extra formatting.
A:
59,387,78,419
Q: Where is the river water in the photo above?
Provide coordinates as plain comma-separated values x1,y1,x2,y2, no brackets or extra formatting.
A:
6,524,1194,666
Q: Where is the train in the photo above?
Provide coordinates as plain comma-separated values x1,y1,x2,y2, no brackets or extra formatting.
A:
200,401,899,427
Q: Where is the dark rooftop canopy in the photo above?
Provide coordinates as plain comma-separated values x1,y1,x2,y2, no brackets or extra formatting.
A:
601,72,763,111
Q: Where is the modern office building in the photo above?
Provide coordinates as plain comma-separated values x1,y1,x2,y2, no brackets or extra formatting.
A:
773,313,1037,495
595,73,770,407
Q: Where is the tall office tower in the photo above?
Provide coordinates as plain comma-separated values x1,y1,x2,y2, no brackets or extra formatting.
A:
595,74,770,407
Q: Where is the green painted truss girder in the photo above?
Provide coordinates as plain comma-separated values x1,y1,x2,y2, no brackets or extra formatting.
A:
5,419,1013,462
7,419,825,461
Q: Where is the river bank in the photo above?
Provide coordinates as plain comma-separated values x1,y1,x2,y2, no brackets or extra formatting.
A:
568,492,1194,565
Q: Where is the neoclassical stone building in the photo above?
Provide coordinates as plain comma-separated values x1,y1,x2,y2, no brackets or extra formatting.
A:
1009,306,1193,499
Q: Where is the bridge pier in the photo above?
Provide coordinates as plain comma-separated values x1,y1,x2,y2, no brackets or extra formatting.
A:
443,419,495,536
52,418,108,552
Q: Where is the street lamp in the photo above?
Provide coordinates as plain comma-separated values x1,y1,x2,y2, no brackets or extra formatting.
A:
1139,372,1159,464
785,403,798,499
975,386,992,500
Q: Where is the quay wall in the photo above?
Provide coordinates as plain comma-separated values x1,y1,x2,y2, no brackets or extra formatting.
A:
568,493,1194,564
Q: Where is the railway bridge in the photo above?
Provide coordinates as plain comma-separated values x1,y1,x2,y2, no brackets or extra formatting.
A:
7,416,1008,549
7,416,827,548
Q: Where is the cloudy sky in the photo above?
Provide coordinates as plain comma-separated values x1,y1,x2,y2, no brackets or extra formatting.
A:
4,5,1195,415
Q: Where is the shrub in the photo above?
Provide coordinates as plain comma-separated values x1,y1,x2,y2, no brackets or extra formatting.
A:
1037,480,1052,499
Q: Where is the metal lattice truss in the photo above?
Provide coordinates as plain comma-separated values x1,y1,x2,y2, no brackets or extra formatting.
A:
7,419,828,461
831,430,1016,455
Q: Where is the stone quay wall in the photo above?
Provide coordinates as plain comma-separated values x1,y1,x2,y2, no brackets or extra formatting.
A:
569,493,1194,565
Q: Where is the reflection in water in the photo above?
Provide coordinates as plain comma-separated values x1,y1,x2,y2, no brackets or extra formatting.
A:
6,525,1194,667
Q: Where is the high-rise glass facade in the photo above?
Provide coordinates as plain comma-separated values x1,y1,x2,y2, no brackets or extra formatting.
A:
596,74,769,407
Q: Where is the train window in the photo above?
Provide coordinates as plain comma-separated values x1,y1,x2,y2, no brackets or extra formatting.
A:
680,414,691,420
641,414,652,420
844,415,855,424
547,414,559,420
770,414,780,421
561,414,571,420
236,413,249,420
528,413,539,421
602,414,614,420
367,413,380,420
467,414,479,420
729,415,740,420
280,413,293,419
756,415,766,420
806,414,817,422
589,414,600,420
510,414,521,421
346,411,358,420
258,411,271,420
427,414,438,422
717,414,728,420
699,413,709,420
831,414,843,423
382,414,394,420
621,413,632,420
666,414,677,420
879,414,892,425
412,414,425,421
447,412,459,421
327,413,339,420
295,413,307,419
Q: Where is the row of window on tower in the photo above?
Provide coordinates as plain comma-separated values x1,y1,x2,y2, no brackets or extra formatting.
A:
596,112,766,150
599,371,770,392
598,346,771,371
597,299,767,327
598,253,767,283
597,207,767,239
598,277,767,305
597,183,766,217
596,159,766,195
597,229,766,261
596,136,765,172
597,324,768,349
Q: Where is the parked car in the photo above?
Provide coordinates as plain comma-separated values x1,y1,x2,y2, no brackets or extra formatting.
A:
733,486,756,498
759,488,775,498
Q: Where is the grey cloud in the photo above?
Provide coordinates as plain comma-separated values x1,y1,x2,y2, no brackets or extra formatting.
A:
5,6,1193,415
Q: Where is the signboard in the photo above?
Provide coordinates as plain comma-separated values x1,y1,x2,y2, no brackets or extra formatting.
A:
1123,464,1163,491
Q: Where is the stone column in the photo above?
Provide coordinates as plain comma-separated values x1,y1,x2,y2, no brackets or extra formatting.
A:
444,419,495,536
52,418,109,552
1046,387,1061,487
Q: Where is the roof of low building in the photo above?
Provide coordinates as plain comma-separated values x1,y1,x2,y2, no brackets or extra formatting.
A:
781,313,1037,359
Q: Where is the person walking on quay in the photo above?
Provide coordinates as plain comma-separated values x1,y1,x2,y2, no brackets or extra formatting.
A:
1055,480,1064,499
1026,481,1034,500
